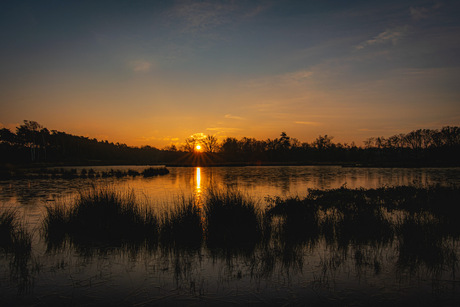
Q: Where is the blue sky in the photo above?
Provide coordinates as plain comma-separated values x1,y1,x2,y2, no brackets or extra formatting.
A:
1,0,459,147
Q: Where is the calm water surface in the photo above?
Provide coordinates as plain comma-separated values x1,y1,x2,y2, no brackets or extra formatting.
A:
1,166,459,305
2,165,460,205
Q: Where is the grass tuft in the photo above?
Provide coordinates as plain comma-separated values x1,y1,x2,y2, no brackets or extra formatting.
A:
160,198,203,249
142,167,170,177
0,207,32,258
205,189,262,252
43,186,159,251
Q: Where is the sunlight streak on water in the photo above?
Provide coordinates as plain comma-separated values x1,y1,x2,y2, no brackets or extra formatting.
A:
195,167,202,206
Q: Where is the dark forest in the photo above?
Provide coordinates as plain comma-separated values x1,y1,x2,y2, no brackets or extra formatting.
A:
1,121,459,167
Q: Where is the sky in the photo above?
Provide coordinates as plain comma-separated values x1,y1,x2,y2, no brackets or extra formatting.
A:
1,0,459,148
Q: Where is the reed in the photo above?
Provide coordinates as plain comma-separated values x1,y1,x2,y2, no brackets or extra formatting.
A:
39,184,460,275
142,167,169,177
0,208,18,248
43,186,159,250
204,189,262,251
4,166,170,179
266,196,320,246
160,197,203,249
0,207,32,257
395,214,456,273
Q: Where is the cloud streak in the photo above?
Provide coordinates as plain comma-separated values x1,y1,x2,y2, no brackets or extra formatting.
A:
170,1,268,35
224,114,244,120
206,127,242,134
245,69,314,88
130,60,153,72
355,27,408,50
410,2,442,21
295,121,320,126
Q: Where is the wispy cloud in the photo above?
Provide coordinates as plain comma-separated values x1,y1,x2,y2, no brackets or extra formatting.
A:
410,6,430,20
295,121,320,126
206,127,242,134
410,2,442,21
130,60,153,72
136,135,179,142
189,132,207,140
224,114,244,120
170,1,268,35
357,128,377,132
171,1,236,34
355,27,408,50
246,69,314,88
281,70,313,82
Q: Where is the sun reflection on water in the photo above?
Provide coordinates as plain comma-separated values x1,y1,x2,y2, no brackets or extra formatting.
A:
195,167,202,205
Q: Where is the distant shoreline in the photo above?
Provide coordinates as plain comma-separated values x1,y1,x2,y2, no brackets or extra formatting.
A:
2,161,459,174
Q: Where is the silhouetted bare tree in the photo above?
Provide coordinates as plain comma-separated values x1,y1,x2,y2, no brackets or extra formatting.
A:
202,135,219,153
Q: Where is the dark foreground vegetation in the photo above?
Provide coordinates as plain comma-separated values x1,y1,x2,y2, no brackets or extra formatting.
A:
40,185,460,264
1,120,459,167
3,185,460,305
43,188,159,252
0,208,31,256
0,207,33,294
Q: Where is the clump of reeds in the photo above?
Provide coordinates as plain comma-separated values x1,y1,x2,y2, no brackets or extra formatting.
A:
43,186,158,251
204,189,262,251
61,168,78,179
395,214,455,273
1,208,18,248
0,207,32,257
1,208,34,295
160,198,203,249
39,184,460,274
266,196,320,246
6,166,170,180
332,206,394,249
142,167,170,177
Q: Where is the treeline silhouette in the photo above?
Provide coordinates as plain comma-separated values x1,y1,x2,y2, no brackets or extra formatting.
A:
0,120,170,165
1,121,459,166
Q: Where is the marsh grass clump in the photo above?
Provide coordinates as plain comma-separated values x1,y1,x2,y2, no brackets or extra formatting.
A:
0,207,32,259
127,169,140,177
1,209,34,295
333,206,394,249
142,167,170,177
43,186,159,251
266,196,320,246
395,213,456,273
42,205,70,250
160,198,203,249
14,167,170,180
61,168,78,179
0,208,18,248
205,189,262,252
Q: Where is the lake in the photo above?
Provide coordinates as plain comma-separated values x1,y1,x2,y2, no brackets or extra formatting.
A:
1,166,460,306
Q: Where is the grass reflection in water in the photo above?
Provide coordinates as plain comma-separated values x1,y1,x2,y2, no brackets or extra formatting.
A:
2,185,460,305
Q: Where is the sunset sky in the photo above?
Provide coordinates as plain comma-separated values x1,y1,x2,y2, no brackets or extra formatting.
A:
1,0,459,148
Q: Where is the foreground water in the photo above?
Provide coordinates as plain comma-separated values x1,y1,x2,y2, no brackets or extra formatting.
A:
1,166,460,305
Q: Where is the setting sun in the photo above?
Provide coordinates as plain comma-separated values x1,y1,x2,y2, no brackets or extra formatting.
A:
195,145,202,151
